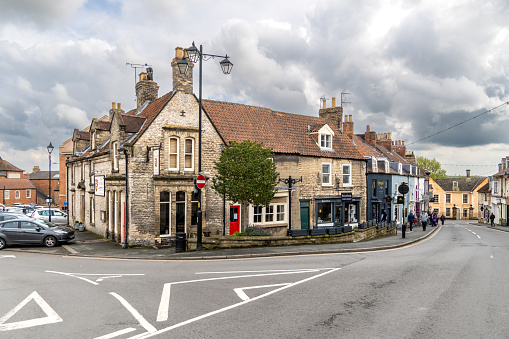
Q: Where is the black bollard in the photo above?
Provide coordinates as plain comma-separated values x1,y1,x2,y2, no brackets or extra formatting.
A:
402,223,406,238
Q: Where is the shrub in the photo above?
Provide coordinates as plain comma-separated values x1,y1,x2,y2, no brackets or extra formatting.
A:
244,224,271,236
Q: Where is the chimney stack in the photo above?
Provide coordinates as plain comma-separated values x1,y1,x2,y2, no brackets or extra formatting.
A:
343,115,354,139
319,95,343,131
32,166,40,173
364,125,376,147
466,169,471,177
171,47,194,94
136,67,159,112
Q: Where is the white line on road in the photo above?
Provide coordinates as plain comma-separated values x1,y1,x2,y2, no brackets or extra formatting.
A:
95,327,137,339
0,291,62,331
196,269,326,275
62,245,79,254
491,255,494,259
234,283,290,301
146,268,341,338
110,293,156,333
46,271,145,285
0,255,15,258
477,235,481,239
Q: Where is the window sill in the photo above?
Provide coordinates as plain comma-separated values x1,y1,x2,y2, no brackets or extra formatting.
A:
321,184,334,187
342,184,354,188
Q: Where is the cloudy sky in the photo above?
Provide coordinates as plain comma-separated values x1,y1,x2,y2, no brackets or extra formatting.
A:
1,0,508,176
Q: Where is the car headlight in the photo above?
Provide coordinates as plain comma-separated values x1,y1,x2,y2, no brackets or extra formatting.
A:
53,229,67,234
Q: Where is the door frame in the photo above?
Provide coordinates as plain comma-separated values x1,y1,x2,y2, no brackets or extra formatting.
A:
229,205,241,235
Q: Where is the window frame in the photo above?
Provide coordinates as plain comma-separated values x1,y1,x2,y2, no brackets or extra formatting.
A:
322,163,332,186
184,138,194,171
15,190,20,199
433,194,439,203
169,137,179,171
26,189,31,199
462,194,468,204
446,193,451,204
320,133,332,149
251,203,287,225
112,141,119,172
342,164,353,187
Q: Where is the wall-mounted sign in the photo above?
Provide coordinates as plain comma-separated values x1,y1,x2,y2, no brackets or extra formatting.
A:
341,192,352,203
153,148,160,175
94,175,105,197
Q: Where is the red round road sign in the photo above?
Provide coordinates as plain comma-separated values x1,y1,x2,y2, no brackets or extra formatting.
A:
196,175,206,189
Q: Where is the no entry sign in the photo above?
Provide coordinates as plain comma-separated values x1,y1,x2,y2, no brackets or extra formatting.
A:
196,174,206,189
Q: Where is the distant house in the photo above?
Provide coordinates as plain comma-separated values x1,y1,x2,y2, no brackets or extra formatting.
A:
429,170,487,220
29,166,60,207
0,157,37,205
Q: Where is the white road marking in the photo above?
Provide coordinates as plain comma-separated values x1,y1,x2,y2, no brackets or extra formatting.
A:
156,268,327,322
46,271,144,285
94,327,137,339
234,283,290,301
0,291,62,331
472,232,476,235
110,293,156,333
143,268,340,338
62,245,79,254
196,268,325,275
491,255,494,259
477,235,481,239
0,255,15,258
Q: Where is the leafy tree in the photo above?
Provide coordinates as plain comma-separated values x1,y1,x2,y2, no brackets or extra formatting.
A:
416,156,447,179
212,140,279,206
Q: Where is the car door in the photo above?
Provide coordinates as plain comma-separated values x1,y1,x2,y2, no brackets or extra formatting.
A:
0,221,20,244
52,211,67,225
18,221,45,244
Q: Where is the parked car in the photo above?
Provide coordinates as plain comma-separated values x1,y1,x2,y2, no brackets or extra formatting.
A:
0,212,32,222
30,208,68,226
0,204,5,212
0,218,75,249
18,205,36,215
5,207,24,214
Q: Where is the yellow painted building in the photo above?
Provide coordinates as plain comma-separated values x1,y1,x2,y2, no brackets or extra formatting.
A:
428,175,487,219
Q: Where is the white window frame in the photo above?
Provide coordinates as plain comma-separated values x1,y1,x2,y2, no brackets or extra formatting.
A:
446,207,451,217
446,193,451,204
112,141,119,171
453,181,458,188
320,133,332,149
372,157,378,172
494,181,499,195
184,138,194,171
322,163,332,186
250,203,287,225
342,164,353,187
91,132,96,150
15,190,20,199
433,194,439,203
463,194,468,204
4,190,9,200
26,189,31,199
169,137,179,171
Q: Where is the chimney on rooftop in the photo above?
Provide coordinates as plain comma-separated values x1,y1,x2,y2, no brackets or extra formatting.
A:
343,115,354,139
365,125,377,147
319,96,343,131
136,68,159,112
32,166,40,173
466,169,471,177
172,47,194,94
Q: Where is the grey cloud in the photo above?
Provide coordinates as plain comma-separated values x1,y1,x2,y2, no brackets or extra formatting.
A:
0,0,85,28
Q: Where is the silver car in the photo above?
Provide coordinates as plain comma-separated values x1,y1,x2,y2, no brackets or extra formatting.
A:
30,208,68,226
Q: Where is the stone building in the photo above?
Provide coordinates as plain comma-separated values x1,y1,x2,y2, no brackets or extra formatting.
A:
66,47,367,246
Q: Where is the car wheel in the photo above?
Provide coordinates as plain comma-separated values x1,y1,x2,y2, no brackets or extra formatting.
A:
0,238,5,250
44,236,58,247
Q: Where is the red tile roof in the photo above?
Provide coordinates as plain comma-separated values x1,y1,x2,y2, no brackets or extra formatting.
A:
0,178,36,189
203,100,364,160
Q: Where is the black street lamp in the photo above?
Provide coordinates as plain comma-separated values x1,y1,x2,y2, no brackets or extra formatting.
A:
279,176,302,236
47,142,54,222
179,42,233,251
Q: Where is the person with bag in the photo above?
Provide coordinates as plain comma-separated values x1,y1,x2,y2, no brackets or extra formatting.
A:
432,213,438,227
421,211,428,231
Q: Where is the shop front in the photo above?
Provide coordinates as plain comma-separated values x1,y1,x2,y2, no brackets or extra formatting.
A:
315,193,361,228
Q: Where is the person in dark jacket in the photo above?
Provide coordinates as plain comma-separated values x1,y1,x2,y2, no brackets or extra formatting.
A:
408,211,415,231
490,213,495,227
381,209,387,221
440,214,445,225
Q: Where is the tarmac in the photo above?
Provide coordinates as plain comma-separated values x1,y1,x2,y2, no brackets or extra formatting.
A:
2,223,453,260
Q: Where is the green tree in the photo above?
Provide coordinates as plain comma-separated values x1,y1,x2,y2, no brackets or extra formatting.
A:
416,156,447,179
212,140,279,206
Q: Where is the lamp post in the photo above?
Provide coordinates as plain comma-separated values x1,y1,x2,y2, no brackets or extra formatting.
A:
178,42,233,251
279,176,302,235
47,142,54,222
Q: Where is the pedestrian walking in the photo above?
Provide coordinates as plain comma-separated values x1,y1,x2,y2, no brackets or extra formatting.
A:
490,213,495,227
408,211,415,231
421,211,428,231
432,213,438,227
440,214,445,225
381,209,387,222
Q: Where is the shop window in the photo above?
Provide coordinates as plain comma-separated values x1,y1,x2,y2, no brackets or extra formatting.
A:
169,137,179,170
343,164,352,187
345,203,358,223
184,138,194,171
317,202,333,224
175,191,186,233
322,163,331,186
191,192,198,226
160,191,170,235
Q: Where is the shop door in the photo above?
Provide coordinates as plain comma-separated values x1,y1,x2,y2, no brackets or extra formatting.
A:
229,206,240,234
300,205,310,230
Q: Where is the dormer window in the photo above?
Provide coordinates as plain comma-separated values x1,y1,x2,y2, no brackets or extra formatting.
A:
372,157,378,172
398,163,402,175
453,181,458,188
320,134,332,149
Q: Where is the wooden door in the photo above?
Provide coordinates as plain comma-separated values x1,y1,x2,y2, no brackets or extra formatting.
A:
229,206,240,235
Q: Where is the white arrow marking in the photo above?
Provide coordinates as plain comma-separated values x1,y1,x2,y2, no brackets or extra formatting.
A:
46,271,144,285
110,293,156,333
0,291,62,331
234,283,290,301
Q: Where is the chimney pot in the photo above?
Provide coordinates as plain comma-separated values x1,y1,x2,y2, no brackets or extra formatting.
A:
466,169,471,177
112,102,115,109
332,97,336,107
117,103,121,109
175,47,184,59
367,125,371,132
388,132,391,140
322,99,326,109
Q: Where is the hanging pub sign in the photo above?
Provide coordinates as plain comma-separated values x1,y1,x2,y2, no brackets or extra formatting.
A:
153,148,160,175
94,175,105,197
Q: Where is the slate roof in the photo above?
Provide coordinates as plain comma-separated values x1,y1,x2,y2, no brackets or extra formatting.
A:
351,135,383,158
202,100,364,160
434,177,486,192
477,181,490,194
0,178,36,189
0,158,23,172
29,171,59,180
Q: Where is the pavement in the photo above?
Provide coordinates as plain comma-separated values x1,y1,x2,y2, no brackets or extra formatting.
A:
3,224,446,260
